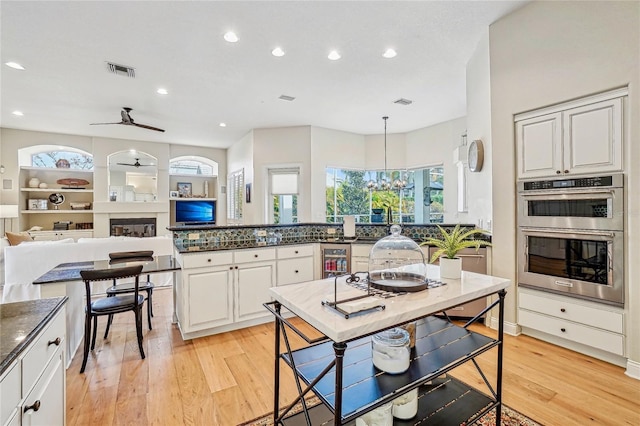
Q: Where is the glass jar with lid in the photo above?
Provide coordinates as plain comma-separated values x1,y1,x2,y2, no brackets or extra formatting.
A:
368,224,428,292
371,327,411,374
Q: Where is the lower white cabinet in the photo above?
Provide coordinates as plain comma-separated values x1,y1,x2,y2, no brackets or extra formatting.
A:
176,247,277,338
518,287,625,358
277,244,315,286
350,244,373,273
0,305,66,426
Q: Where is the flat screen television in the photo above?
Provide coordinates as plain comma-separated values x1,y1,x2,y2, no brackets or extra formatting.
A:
175,200,216,225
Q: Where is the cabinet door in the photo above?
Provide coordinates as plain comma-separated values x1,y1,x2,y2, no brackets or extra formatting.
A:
187,267,233,331
235,261,276,321
22,351,65,426
516,112,563,179
563,97,622,175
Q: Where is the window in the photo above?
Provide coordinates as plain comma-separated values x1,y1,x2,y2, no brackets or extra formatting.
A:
325,166,443,224
269,168,299,224
30,149,93,170
227,169,244,223
169,157,217,176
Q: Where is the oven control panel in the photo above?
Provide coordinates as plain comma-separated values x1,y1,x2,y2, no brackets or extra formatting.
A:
523,175,614,191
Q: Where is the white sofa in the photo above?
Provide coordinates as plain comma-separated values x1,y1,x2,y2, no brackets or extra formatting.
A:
2,235,174,303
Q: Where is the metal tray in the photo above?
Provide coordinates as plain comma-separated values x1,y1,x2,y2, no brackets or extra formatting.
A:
368,271,429,292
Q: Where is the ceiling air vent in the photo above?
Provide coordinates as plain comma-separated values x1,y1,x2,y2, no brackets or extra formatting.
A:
106,62,136,78
278,95,296,102
394,98,413,106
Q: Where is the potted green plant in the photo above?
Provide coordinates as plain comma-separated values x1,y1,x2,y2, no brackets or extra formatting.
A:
420,224,492,279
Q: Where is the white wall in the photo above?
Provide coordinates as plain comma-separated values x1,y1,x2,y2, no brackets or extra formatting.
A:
310,127,366,222
227,130,255,223
466,30,493,231
488,1,640,365
405,117,466,224
253,126,312,223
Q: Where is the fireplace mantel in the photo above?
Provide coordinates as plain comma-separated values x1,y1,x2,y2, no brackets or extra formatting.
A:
93,201,167,214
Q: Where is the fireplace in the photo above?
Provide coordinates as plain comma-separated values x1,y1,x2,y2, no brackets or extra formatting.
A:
110,218,156,238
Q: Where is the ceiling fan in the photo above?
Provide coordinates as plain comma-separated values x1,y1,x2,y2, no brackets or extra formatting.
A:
91,107,165,132
116,158,154,168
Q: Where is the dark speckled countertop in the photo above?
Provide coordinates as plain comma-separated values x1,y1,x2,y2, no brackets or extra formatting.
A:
0,297,68,375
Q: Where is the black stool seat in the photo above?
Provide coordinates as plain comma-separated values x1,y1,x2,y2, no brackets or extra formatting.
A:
93,294,144,312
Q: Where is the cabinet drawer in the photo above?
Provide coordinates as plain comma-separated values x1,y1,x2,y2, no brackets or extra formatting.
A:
351,244,373,258
181,251,233,269
0,363,20,425
277,244,314,259
519,309,624,356
22,310,65,394
234,248,276,264
278,257,315,286
519,290,623,333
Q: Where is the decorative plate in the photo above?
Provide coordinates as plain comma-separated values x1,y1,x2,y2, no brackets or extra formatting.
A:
48,193,65,205
56,178,90,188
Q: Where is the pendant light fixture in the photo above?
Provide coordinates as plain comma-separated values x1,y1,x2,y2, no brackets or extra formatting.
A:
366,116,406,191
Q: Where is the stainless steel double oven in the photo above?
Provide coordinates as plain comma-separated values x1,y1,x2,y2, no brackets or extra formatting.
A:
517,174,624,306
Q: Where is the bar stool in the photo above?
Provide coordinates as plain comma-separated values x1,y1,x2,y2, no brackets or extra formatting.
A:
79,264,145,373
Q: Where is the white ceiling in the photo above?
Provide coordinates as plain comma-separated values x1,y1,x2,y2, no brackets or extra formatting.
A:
1,1,527,149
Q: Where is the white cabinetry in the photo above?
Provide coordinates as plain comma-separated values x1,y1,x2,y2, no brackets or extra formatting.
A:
518,287,625,363
175,247,276,339
277,244,315,286
424,247,489,318
350,244,373,273
515,89,625,179
0,306,66,426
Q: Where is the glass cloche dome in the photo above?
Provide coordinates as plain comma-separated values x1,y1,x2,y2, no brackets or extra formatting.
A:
368,224,429,292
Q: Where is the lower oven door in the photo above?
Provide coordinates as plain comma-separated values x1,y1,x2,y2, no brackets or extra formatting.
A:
518,227,623,306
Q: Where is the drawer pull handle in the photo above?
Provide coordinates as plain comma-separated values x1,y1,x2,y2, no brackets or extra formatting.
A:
230,266,233,270
207,259,212,263
561,328,566,333
24,400,41,413
254,254,259,258
295,270,299,273
295,250,299,254
560,308,566,313
47,337,61,347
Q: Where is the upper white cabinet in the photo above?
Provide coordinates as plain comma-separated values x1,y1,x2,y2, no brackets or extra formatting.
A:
516,89,625,179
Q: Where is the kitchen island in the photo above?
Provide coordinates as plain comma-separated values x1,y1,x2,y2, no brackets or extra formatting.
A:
267,266,509,425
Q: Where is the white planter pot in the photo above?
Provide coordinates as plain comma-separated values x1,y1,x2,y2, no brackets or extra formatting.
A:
439,257,462,279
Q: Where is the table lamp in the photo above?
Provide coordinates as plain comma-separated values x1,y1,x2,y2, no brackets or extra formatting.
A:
0,205,19,235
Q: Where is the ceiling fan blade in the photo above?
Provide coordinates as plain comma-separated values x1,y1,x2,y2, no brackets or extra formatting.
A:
116,162,135,166
90,122,123,125
133,122,165,132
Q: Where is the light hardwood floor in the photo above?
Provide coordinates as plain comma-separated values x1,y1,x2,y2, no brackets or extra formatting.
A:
66,288,640,425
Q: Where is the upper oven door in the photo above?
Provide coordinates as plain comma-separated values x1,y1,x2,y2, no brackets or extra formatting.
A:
518,187,623,231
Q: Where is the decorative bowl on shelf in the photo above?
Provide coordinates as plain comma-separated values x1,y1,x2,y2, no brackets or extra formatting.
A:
56,178,90,189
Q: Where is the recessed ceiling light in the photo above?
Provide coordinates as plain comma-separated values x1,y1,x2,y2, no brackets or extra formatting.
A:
157,88,168,95
328,50,341,61
12,111,24,116
383,49,397,59
224,31,239,43
271,47,285,57
219,123,227,127
5,62,25,70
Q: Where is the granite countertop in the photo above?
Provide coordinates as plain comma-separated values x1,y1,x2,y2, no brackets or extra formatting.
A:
0,297,68,375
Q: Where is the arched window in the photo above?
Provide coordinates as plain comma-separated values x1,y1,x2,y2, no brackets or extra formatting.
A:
169,156,217,176
20,145,93,170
